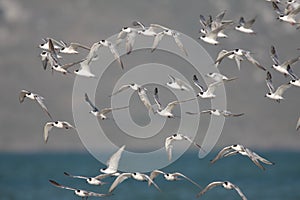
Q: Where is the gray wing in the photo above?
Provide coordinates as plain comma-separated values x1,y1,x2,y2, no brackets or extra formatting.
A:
274,83,291,96
238,17,246,26
270,45,280,65
172,32,188,56
94,173,115,180
244,52,266,71
35,95,53,120
251,151,274,165
141,174,161,192
182,135,204,152
138,88,153,112
266,71,275,93
63,172,89,180
101,106,129,115
282,56,300,68
164,101,179,113
210,146,233,164
165,136,173,161
215,50,234,66
106,145,126,172
61,121,75,129
232,184,248,200
174,172,202,189
193,75,204,92
109,173,132,193
70,42,91,51
297,117,300,131
148,170,165,186
49,180,76,191
206,81,223,95
19,90,29,103
196,181,223,198
153,87,162,110
110,84,131,96
126,31,137,54
151,32,165,52
86,191,110,197
44,122,53,143
234,55,243,70
84,93,99,112
215,10,226,23
221,110,244,117
185,111,201,115
132,20,146,29
62,59,85,70
244,17,256,29
244,148,265,170
108,43,124,70
272,2,283,15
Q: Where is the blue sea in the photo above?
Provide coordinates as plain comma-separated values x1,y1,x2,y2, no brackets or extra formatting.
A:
1,151,300,200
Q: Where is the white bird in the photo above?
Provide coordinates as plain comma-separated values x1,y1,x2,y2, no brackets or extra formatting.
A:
196,181,248,200
99,40,124,69
19,90,52,119
296,117,300,130
165,133,204,161
186,109,244,117
109,172,161,193
199,23,230,45
166,75,192,91
40,51,62,70
39,37,63,50
199,11,233,38
44,121,75,143
270,45,299,79
49,180,110,199
150,24,188,56
149,169,202,189
265,71,292,102
215,49,266,71
74,41,101,78
63,172,110,186
193,75,223,99
210,144,274,170
100,145,126,175
206,72,238,83
272,2,300,25
59,40,90,54
84,93,128,120
235,16,257,34
153,87,195,118
116,27,138,54
132,21,158,36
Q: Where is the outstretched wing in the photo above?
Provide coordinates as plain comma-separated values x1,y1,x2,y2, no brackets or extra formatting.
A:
244,17,256,29
149,170,165,186
19,90,29,103
270,45,280,65
172,32,188,56
232,183,248,200
138,88,153,113
49,180,76,191
244,52,266,71
193,75,204,92
151,32,165,53
153,87,162,110
84,93,98,112
210,145,233,164
63,172,89,180
44,122,53,143
165,136,174,161
108,43,124,70
274,83,291,96
35,95,53,120
106,145,126,173
108,173,132,193
174,172,202,189
196,181,223,198
110,84,131,97
266,71,275,93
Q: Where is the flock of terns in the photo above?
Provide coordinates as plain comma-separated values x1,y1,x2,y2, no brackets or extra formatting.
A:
17,0,300,200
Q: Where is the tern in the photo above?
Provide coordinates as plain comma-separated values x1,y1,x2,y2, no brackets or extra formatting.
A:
85,93,128,120
64,172,110,186
235,16,257,34
206,72,238,83
165,133,204,161
149,169,202,189
166,75,193,91
110,83,144,96
99,40,124,69
270,45,299,79
186,109,244,117
196,181,248,200
44,121,75,143
116,27,138,54
272,2,300,25
265,71,292,102
210,144,274,170
132,21,158,36
19,90,52,119
109,172,161,193
74,41,101,78
100,145,126,175
150,24,188,56
199,11,233,38
153,87,195,118
193,75,223,99
290,78,300,87
199,23,230,45
49,180,110,200
59,40,90,54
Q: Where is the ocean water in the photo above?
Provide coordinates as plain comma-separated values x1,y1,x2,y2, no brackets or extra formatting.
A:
1,151,300,200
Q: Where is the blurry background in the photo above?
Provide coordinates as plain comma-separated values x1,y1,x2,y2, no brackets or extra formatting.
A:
0,0,299,152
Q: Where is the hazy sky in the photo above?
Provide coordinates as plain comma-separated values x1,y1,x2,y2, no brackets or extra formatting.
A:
1,0,300,152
